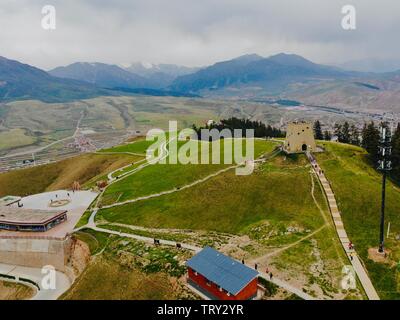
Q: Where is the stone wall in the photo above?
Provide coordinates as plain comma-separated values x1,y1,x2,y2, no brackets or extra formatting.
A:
0,236,72,271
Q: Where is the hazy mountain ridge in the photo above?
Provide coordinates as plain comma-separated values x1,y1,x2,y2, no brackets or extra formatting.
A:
2,53,400,109
0,56,106,102
125,62,199,78
49,62,150,89
169,53,355,93
49,61,200,89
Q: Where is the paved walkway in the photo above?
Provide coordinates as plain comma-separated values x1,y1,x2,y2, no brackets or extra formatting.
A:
258,271,316,300
307,153,380,300
0,263,71,300
107,158,146,181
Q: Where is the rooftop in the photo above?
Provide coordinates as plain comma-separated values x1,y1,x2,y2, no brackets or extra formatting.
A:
0,206,66,225
0,196,21,207
186,246,258,295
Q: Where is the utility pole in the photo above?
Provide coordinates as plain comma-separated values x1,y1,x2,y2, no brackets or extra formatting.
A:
378,124,392,253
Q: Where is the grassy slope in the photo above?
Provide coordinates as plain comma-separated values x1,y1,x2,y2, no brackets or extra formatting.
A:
99,138,151,154
316,142,400,299
62,229,193,300
61,256,176,300
98,153,324,234
0,281,35,300
96,151,354,298
0,153,142,197
100,139,277,206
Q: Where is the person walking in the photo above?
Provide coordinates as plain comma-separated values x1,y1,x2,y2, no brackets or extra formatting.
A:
269,272,273,280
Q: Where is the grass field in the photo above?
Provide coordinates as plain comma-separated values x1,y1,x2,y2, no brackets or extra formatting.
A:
94,150,359,299
99,138,151,155
0,153,142,197
98,153,323,234
316,142,400,299
0,128,36,151
99,139,278,206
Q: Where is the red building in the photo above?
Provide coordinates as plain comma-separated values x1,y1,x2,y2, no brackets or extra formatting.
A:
186,247,258,300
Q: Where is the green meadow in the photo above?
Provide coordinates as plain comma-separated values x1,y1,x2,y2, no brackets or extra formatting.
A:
97,153,325,234
316,142,400,299
99,139,278,206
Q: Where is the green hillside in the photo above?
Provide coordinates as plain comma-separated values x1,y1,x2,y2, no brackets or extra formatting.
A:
316,142,400,299
99,138,276,206
1,137,383,299
0,153,142,197
93,147,356,299
97,154,321,233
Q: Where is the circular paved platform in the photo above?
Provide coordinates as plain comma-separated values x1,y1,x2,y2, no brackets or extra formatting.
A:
15,190,98,211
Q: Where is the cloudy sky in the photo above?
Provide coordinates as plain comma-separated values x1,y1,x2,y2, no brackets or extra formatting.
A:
0,0,399,70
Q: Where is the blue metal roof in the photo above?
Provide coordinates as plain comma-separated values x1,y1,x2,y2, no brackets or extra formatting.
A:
186,246,259,295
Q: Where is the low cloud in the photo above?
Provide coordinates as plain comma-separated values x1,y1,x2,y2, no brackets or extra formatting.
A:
1,0,399,69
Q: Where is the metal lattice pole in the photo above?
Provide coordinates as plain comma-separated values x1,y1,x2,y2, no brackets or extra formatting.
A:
378,125,391,253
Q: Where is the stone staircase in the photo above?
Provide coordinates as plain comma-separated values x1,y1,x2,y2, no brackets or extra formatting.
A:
307,152,380,300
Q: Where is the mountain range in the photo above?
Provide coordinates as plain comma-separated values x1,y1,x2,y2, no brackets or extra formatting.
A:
49,62,199,90
169,53,354,93
0,57,108,103
2,53,400,111
49,62,149,89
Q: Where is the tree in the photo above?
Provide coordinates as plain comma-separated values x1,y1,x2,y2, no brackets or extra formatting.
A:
349,124,360,146
323,130,332,141
313,120,323,140
361,121,380,163
334,123,343,141
341,122,351,143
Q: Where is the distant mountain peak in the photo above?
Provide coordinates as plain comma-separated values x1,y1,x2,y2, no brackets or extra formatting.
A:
124,62,199,80
268,53,315,66
233,53,263,61
49,61,148,88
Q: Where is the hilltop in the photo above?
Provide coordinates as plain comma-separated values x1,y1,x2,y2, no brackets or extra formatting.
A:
0,136,368,299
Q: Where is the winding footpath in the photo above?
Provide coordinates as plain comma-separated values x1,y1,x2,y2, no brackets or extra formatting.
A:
307,152,380,300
